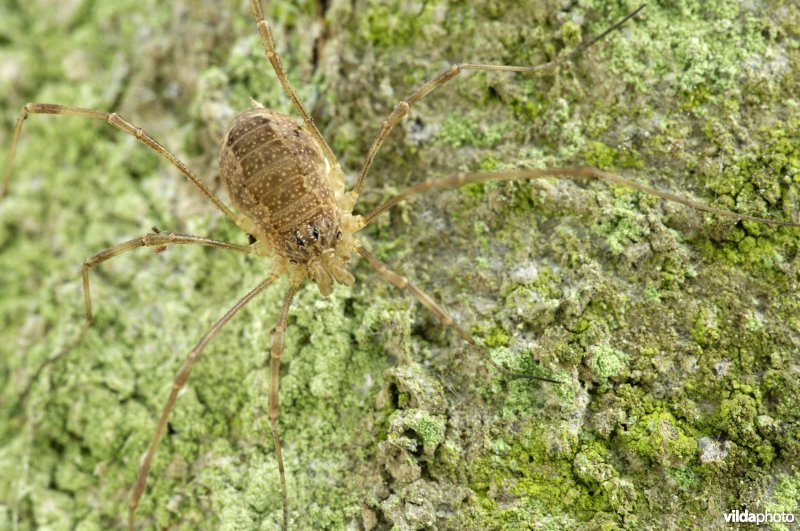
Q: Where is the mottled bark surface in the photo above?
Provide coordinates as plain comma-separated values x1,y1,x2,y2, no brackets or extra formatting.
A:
1,0,799,529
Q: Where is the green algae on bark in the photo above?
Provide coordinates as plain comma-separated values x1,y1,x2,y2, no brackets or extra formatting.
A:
1,0,799,529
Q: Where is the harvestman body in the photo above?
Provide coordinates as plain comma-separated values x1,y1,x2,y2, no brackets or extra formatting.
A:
4,1,800,529
219,106,359,293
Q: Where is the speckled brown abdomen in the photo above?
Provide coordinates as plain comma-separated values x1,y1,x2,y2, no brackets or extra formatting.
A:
219,107,340,263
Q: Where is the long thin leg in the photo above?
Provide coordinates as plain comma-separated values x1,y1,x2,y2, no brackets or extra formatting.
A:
249,0,338,170
128,273,279,530
360,167,800,229
357,245,560,383
81,230,253,323
266,283,299,531
349,5,647,199
2,103,240,225
13,231,254,414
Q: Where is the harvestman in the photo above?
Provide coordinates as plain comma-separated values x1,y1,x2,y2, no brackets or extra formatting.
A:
4,2,799,529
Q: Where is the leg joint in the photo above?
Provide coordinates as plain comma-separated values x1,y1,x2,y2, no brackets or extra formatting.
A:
107,112,124,130
396,101,410,117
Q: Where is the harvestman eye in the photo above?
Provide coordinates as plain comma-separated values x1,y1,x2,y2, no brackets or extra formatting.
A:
3,2,799,530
